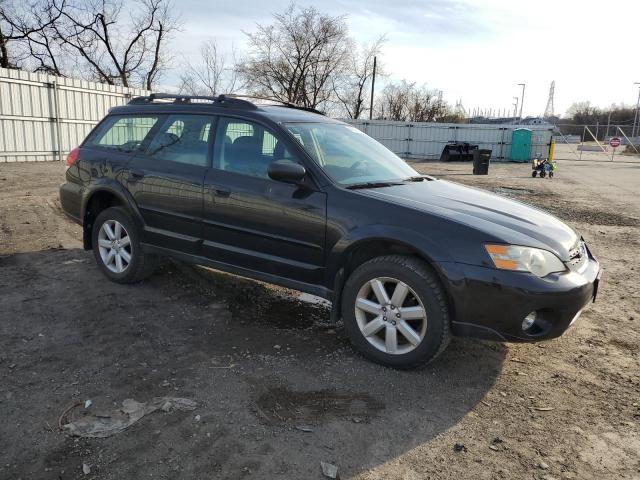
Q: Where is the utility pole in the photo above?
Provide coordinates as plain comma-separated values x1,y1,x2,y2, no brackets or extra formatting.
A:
369,56,377,120
633,82,640,138
517,83,526,121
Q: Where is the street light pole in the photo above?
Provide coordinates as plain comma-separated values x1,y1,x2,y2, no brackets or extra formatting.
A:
517,83,526,121
513,97,519,118
633,82,640,139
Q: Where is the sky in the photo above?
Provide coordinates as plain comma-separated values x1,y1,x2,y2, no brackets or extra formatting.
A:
168,0,640,117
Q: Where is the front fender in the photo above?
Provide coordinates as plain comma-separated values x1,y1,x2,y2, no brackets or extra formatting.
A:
326,224,455,282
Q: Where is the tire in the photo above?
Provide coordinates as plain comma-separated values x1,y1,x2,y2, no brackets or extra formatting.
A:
532,171,537,177
91,206,156,283
540,171,546,178
341,255,450,369
549,172,554,178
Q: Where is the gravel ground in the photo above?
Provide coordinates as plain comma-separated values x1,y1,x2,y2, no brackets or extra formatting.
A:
0,159,638,480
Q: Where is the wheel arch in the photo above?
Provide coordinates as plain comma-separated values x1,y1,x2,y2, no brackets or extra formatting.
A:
82,182,143,250
327,229,456,323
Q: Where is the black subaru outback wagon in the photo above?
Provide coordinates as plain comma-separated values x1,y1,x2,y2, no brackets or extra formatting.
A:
60,94,601,368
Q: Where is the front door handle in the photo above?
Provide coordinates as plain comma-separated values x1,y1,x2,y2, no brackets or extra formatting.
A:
213,188,231,198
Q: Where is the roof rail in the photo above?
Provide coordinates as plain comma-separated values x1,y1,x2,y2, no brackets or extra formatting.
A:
128,93,257,109
128,92,324,115
224,94,325,116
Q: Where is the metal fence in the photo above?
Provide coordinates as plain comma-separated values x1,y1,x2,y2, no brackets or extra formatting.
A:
0,67,149,163
553,123,640,162
344,119,554,161
4,65,634,165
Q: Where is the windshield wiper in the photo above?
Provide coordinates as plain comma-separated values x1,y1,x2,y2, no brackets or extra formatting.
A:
345,181,405,190
403,175,428,182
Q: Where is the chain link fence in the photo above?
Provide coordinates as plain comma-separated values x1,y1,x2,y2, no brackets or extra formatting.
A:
553,124,640,162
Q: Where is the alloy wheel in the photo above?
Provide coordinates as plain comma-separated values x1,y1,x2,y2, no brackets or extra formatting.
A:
354,277,427,355
97,219,132,273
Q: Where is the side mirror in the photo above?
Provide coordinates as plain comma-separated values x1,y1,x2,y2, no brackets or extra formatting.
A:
268,160,306,184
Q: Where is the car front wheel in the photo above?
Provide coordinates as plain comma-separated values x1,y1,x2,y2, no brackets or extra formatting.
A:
91,206,156,283
341,255,450,368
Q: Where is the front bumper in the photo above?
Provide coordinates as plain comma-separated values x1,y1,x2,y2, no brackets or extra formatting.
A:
439,253,601,342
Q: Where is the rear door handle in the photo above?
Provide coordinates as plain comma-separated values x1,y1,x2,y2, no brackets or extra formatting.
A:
129,169,145,180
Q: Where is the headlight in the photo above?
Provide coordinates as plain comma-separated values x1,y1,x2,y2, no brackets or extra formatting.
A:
484,244,566,277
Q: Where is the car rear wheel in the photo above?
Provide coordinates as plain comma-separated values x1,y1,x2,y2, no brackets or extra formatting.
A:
341,255,450,369
92,207,156,283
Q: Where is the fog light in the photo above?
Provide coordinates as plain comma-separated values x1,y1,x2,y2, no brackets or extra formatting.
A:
522,312,537,331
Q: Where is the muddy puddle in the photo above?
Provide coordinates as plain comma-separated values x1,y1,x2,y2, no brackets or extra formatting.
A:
255,387,385,426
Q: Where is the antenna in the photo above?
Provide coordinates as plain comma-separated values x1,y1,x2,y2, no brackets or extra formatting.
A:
544,81,555,118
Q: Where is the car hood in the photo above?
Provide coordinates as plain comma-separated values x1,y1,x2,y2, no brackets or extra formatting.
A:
357,179,579,260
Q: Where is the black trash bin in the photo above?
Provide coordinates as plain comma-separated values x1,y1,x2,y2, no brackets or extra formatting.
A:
472,149,492,175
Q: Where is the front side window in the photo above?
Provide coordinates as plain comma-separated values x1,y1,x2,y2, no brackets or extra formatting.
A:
145,115,213,166
285,123,418,186
88,115,158,152
213,118,294,179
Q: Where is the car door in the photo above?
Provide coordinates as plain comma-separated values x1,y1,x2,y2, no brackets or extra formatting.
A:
202,116,327,286
124,113,214,255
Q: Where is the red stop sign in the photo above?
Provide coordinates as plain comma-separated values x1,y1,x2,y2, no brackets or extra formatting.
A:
610,137,621,148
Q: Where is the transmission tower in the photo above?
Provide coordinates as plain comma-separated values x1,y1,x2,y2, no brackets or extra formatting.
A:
544,81,555,118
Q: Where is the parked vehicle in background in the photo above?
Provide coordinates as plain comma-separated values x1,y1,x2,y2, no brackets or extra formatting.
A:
59,94,601,368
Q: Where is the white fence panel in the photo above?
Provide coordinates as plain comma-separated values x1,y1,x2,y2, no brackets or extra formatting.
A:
346,119,553,161
0,67,149,162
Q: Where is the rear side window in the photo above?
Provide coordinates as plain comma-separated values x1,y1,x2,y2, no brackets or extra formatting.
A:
213,118,294,179
145,114,214,167
87,116,158,152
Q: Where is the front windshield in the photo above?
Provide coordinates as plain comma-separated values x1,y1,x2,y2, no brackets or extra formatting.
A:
285,122,418,185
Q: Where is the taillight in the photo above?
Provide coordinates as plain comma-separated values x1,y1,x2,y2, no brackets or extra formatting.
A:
65,147,80,168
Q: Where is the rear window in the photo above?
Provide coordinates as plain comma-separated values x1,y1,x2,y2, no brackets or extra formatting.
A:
86,116,158,152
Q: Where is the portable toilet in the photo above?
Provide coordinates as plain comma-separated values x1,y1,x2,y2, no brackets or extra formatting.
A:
510,128,532,162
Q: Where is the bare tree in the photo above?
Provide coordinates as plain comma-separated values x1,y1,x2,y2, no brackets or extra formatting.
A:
0,27,7,68
333,36,385,119
178,39,239,96
0,0,63,70
437,101,466,123
376,80,447,122
406,86,440,122
0,0,16,68
376,80,409,120
0,0,69,74
52,0,178,88
1,0,178,88
239,4,350,109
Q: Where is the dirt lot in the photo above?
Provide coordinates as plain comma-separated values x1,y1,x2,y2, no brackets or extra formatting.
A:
0,159,638,480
